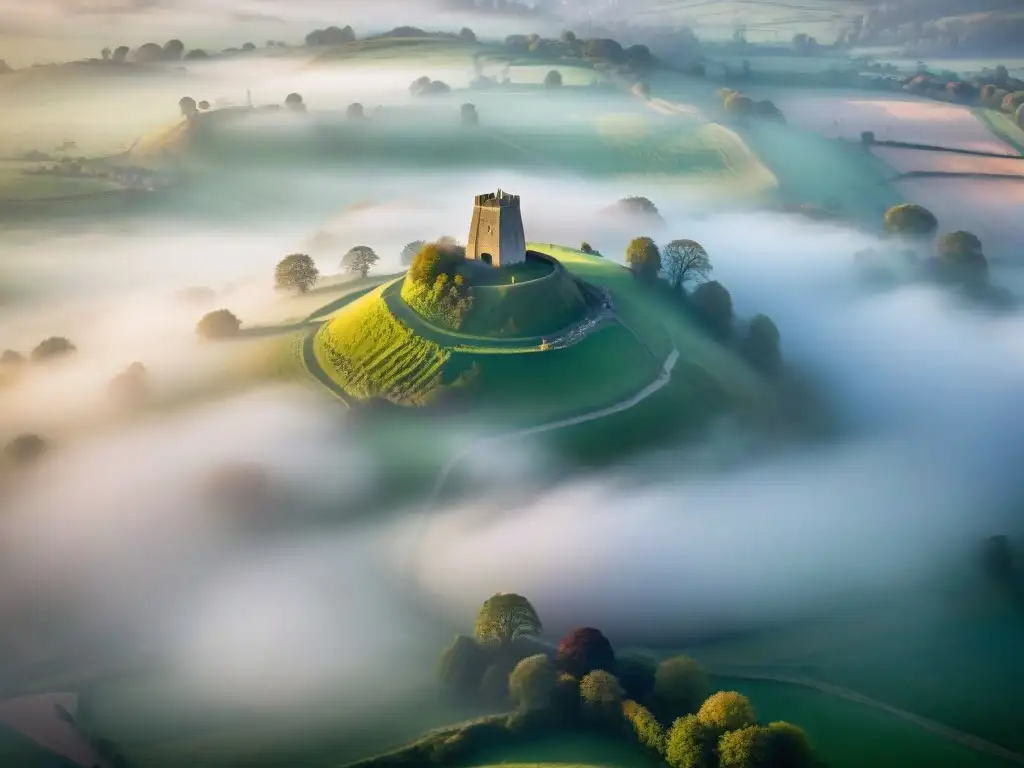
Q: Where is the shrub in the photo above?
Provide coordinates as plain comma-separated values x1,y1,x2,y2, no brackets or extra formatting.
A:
763,721,815,768
883,203,938,237
654,656,709,719
439,634,489,697
474,593,542,649
479,663,510,707
544,69,563,88
697,691,756,732
579,670,623,722
616,652,657,702
689,281,734,341
555,627,615,678
196,309,241,338
718,725,769,768
622,699,665,753
509,654,557,710
665,714,715,768
4,433,48,466
740,314,782,378
275,253,319,292
625,237,661,281
31,336,76,362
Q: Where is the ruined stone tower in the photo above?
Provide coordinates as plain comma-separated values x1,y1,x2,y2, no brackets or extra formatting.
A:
467,189,526,268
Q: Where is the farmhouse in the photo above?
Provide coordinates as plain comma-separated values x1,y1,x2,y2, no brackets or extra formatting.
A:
467,189,526,267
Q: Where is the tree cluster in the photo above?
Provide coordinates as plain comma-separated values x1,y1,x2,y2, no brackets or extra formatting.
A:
410,76,452,96
305,26,356,46
434,594,819,768
403,241,473,329
622,235,782,377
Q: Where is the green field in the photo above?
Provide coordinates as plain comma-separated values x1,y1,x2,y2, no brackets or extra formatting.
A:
468,734,658,767
711,676,1018,768
0,161,123,202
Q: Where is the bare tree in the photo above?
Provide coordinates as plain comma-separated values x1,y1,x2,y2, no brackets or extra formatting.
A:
662,239,711,291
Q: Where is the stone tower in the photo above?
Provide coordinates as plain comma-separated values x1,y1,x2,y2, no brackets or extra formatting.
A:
467,189,526,268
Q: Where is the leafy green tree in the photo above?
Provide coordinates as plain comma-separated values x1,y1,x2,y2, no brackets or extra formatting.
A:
185,49,208,60
654,656,710,719
402,240,427,266
409,243,462,285
626,237,661,281
617,196,660,218
763,721,815,768
473,593,542,648
740,314,782,378
580,241,595,254
697,691,756,732
113,46,129,63
622,699,665,753
438,634,488,697
4,434,48,466
883,203,938,237
275,253,319,292
31,337,76,362
662,239,711,291
718,725,769,768
459,27,477,43
665,714,715,768
509,654,557,710
579,670,623,721
561,30,577,44
616,652,658,702
341,246,379,277
163,39,185,60
196,309,241,339
551,673,581,721
689,281,734,341
555,627,615,677
285,93,306,111
544,69,563,88
935,230,987,286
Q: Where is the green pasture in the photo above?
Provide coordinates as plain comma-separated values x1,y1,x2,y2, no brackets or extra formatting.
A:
685,602,1024,755
309,36,478,67
711,676,1018,768
0,161,122,202
468,734,658,767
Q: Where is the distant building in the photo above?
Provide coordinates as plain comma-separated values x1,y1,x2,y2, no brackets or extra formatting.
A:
466,189,526,268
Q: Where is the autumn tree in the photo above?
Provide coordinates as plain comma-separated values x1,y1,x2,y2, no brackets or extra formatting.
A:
697,691,757,732
275,253,320,292
626,237,661,281
662,239,711,291
883,203,938,238
473,593,542,649
555,627,615,678
341,246,379,278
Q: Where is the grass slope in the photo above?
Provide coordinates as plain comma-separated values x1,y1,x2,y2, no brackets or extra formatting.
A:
711,676,1017,768
975,108,1024,156
468,734,658,767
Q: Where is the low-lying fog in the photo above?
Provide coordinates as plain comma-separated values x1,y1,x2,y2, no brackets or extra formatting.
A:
2,143,1024,729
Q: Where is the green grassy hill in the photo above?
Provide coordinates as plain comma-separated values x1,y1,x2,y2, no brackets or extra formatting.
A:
313,246,772,432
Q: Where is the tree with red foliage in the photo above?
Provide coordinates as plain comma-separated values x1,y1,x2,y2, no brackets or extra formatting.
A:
555,627,615,678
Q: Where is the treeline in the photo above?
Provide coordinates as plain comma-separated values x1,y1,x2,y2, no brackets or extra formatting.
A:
849,2,1024,54
346,593,822,768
